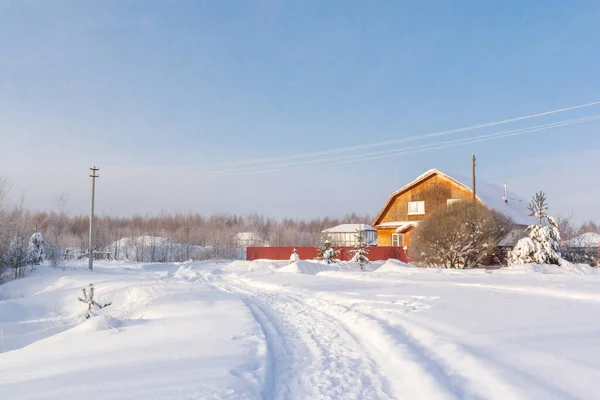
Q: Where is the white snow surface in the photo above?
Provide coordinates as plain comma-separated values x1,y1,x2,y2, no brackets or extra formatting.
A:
2,259,600,399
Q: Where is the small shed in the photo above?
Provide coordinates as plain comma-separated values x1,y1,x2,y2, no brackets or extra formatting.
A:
321,224,377,247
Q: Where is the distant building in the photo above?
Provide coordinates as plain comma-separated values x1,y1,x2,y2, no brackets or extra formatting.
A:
372,169,533,249
567,232,600,249
321,224,377,247
235,232,268,248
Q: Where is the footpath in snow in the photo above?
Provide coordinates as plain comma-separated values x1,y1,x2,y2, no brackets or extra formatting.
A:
2,259,600,399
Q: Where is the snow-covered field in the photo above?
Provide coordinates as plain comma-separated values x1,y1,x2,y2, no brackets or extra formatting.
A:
2,259,600,399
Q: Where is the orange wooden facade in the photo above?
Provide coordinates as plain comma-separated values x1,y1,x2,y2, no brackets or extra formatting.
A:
373,171,481,247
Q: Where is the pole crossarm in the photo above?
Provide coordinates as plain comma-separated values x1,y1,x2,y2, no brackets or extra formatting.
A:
88,166,99,271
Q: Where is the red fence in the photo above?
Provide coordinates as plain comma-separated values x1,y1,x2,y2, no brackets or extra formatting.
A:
246,246,408,263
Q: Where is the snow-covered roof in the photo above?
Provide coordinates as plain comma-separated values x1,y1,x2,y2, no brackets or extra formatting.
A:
567,232,600,248
322,224,375,233
374,221,421,228
395,222,419,233
450,172,533,226
373,169,534,227
498,227,526,247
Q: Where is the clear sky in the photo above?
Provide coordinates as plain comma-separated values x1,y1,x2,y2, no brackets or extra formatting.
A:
1,1,600,223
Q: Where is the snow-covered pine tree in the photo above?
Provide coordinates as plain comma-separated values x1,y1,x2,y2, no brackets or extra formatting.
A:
27,232,45,265
350,229,370,270
315,237,337,265
509,192,561,266
289,248,300,263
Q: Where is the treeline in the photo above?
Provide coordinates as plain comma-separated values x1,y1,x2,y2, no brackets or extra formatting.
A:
0,193,372,274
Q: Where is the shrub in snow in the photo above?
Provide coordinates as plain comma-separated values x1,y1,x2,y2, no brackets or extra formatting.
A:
78,283,112,319
562,249,599,267
289,248,300,263
349,229,370,270
27,232,45,265
315,238,338,265
412,202,513,269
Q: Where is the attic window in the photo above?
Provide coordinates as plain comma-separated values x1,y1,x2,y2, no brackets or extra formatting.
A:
407,201,425,215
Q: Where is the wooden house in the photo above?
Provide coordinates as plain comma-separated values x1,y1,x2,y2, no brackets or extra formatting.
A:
372,169,532,249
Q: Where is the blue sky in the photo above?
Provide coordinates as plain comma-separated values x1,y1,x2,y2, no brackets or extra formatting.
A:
1,1,599,223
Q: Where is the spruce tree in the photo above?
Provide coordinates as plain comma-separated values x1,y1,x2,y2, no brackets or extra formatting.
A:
509,192,561,266
350,229,370,270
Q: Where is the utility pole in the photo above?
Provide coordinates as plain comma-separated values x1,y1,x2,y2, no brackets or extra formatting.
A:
472,154,476,204
88,166,99,272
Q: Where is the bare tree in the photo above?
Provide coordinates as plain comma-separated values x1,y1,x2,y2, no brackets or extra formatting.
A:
47,194,69,267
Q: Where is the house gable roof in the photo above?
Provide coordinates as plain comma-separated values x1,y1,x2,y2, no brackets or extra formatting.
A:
373,169,533,227
322,223,375,233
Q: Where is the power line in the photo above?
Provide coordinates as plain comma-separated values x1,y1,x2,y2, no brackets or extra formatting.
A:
206,100,600,167
104,100,600,175
197,114,600,175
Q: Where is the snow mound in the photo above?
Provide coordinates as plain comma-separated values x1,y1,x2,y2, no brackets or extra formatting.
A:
374,259,420,274
498,263,599,275
74,315,123,332
278,260,362,275
174,265,201,281
222,260,282,273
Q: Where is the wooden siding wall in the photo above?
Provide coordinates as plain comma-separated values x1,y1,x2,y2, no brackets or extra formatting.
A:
377,229,413,247
376,173,478,247
378,174,475,225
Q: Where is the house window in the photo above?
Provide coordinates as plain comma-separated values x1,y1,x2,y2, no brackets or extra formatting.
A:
391,233,404,247
447,198,462,208
407,201,425,215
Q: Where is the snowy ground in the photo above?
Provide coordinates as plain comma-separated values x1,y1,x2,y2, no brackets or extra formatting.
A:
2,259,600,399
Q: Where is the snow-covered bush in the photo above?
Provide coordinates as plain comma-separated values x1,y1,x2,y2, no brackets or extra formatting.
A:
412,202,513,269
315,238,338,265
27,232,45,265
289,248,300,263
508,192,561,266
350,229,370,270
509,220,561,266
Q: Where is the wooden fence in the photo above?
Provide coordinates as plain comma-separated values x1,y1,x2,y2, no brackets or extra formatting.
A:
246,246,408,262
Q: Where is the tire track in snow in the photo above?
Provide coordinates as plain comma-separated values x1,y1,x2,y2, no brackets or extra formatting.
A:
398,317,589,399
298,291,558,399
230,277,542,400
213,274,462,400
200,272,395,400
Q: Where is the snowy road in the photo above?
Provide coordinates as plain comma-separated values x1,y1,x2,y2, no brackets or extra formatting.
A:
201,271,396,400
201,271,522,400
